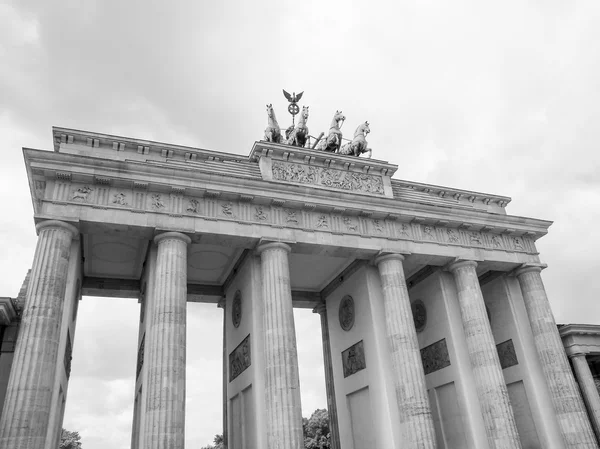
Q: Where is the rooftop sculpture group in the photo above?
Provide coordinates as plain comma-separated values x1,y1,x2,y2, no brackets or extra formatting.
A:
263,90,373,158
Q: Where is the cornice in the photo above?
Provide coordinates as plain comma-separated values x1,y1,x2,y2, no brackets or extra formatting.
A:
23,147,553,238
559,324,600,338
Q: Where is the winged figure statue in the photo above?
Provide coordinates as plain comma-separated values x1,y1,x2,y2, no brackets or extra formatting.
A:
283,90,304,104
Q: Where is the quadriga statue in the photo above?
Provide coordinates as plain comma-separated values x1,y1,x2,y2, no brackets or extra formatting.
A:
264,104,282,143
315,110,345,153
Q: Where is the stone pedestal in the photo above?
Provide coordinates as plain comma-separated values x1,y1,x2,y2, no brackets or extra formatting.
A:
449,260,522,449
143,232,190,449
0,220,78,449
571,354,600,442
313,303,341,449
516,266,598,448
375,253,437,449
257,242,303,449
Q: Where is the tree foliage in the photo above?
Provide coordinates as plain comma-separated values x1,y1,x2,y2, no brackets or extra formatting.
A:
303,408,330,449
59,428,82,449
200,433,224,449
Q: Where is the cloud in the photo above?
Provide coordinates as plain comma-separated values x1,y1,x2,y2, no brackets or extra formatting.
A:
2,1,600,447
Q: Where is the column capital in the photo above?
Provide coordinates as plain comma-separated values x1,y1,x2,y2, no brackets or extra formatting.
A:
374,251,407,266
256,241,291,255
514,263,547,277
312,302,327,315
447,259,478,272
154,231,191,245
35,219,79,238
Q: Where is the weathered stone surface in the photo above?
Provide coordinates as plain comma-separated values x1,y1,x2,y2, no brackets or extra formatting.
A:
517,266,598,448
0,220,78,449
341,340,366,378
571,354,600,443
375,253,437,449
313,303,341,449
257,242,304,449
449,260,522,449
143,232,190,449
496,339,518,370
229,334,251,381
420,338,451,375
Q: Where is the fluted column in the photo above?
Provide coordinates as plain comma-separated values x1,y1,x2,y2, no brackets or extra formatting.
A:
144,232,190,449
313,303,341,449
257,242,303,449
449,260,522,449
218,300,228,449
572,354,600,442
516,266,598,448
375,253,437,449
0,220,78,449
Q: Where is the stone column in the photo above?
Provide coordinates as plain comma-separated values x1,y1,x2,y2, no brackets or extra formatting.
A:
375,253,437,449
143,232,190,449
218,300,228,449
516,266,598,448
448,260,522,449
0,220,78,449
256,242,303,449
571,353,600,442
313,303,341,449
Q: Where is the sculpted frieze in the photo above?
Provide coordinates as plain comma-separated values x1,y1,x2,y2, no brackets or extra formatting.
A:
51,182,538,255
420,338,450,375
272,160,384,195
229,334,251,382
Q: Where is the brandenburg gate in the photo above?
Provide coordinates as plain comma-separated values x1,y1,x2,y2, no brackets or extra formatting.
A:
0,123,597,449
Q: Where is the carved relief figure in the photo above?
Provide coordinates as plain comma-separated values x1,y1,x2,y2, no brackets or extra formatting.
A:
285,209,299,224
229,335,251,381
255,206,267,221
513,237,524,251
400,223,411,237
151,194,165,209
373,219,384,233
491,235,502,248
470,232,483,244
339,295,355,331
497,339,518,369
113,192,128,206
319,169,384,194
316,215,328,228
264,104,282,143
187,199,199,213
272,161,318,184
446,228,459,243
411,300,427,332
232,290,242,328
221,202,234,217
420,338,451,375
343,217,357,231
285,106,310,147
72,186,93,202
315,110,345,153
338,121,372,158
342,340,366,378
423,225,435,240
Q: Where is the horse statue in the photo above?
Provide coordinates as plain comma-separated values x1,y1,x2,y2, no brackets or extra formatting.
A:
338,121,372,158
264,104,282,143
316,110,345,152
284,106,310,147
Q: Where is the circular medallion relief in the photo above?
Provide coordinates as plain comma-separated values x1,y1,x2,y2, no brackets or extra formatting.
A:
339,295,355,331
411,300,427,333
232,290,242,328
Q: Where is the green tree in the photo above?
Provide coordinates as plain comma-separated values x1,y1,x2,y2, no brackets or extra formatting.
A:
59,428,82,449
303,408,330,449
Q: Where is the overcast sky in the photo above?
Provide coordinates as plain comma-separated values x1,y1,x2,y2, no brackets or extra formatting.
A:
1,1,600,447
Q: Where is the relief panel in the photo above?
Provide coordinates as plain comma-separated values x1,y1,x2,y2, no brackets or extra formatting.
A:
229,334,251,382
342,340,366,378
421,338,451,375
